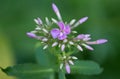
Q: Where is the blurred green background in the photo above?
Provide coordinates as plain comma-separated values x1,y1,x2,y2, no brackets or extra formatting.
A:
0,0,120,79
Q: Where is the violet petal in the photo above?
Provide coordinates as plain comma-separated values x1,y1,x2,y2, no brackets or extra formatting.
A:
64,25,71,34
61,44,65,51
82,44,94,50
58,32,67,40
65,63,71,74
52,3,59,14
27,32,36,38
96,39,108,44
52,3,62,21
34,18,42,25
77,34,85,39
79,17,88,24
57,22,65,30
51,28,60,39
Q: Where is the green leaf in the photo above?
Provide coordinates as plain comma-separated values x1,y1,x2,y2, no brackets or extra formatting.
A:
0,64,55,79
35,46,58,67
70,60,103,75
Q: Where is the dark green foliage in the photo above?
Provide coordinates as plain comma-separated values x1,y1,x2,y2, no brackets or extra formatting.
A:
0,60,103,79
1,64,55,79
70,60,103,75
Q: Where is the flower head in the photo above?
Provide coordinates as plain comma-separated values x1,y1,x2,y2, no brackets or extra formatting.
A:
27,3,107,52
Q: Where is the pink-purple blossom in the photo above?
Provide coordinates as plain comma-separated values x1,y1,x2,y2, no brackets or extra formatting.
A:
51,22,71,40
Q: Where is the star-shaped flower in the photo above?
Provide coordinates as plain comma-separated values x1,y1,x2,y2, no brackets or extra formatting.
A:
51,22,71,40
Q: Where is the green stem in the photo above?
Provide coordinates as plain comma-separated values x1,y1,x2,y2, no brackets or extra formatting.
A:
59,70,66,79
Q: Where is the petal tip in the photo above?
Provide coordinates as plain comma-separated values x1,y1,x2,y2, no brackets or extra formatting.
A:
79,16,88,24
26,32,36,38
97,39,108,44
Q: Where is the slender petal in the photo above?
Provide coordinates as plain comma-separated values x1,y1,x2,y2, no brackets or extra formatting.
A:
79,17,88,24
61,44,65,51
77,34,91,41
35,27,41,30
69,41,74,45
72,17,88,29
27,32,36,38
86,41,97,45
52,42,58,47
42,38,48,42
42,28,48,33
72,31,77,33
34,17,42,25
43,45,48,49
77,45,83,51
51,28,60,38
69,19,76,25
45,17,50,25
65,63,70,74
52,3,59,14
69,60,74,65
77,34,85,39
60,63,63,69
83,37,91,41
52,3,62,21
72,56,78,60
51,18,58,24
57,22,65,30
82,44,94,50
96,39,108,44
86,39,108,45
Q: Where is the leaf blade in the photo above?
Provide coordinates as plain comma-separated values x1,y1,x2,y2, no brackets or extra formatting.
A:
1,64,55,79
70,60,103,75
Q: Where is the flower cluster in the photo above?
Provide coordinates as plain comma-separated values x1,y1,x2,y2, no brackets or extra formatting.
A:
27,3,107,74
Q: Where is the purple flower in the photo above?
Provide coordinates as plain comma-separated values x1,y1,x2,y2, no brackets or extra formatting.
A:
51,22,71,40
